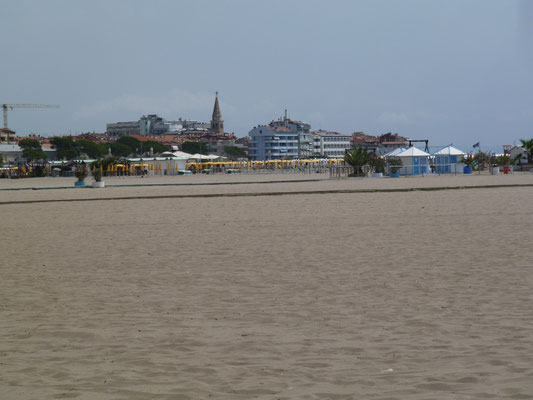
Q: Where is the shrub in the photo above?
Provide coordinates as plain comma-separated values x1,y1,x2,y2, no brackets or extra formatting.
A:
369,156,386,173
388,157,403,173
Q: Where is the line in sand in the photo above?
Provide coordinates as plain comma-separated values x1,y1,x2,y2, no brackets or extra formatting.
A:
1,183,532,205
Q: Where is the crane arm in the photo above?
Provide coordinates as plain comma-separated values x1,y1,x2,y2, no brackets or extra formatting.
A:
3,104,60,109
1,104,60,130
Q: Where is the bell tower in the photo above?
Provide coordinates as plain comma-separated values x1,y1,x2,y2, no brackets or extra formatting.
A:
210,92,224,135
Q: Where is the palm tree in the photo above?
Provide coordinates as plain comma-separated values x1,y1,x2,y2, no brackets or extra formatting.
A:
519,138,533,166
344,146,372,176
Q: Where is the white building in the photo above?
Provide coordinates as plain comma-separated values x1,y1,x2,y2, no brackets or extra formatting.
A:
312,130,352,158
0,144,57,164
107,115,211,136
248,113,313,161
509,145,528,166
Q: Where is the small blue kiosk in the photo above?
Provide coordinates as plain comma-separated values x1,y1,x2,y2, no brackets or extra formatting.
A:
433,146,465,174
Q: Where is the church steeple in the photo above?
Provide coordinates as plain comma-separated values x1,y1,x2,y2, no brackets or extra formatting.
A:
210,92,224,134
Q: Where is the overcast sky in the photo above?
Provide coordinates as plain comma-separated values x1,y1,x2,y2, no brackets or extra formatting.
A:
2,0,532,151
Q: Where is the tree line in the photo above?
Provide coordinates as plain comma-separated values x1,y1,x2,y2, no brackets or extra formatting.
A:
50,136,169,160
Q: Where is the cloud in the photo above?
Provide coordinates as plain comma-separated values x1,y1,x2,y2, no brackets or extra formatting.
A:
377,112,410,124
73,89,232,120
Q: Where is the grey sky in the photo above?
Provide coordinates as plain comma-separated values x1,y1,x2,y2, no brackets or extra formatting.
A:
2,0,532,151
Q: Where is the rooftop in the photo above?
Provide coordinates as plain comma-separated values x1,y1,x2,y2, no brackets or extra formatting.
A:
313,130,350,137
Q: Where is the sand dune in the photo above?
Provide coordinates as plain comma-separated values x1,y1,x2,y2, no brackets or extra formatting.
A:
1,174,532,399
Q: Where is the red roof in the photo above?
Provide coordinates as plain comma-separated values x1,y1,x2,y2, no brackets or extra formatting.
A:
126,135,154,142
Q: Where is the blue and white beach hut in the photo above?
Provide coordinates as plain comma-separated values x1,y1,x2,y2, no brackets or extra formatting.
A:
394,147,430,175
432,146,465,173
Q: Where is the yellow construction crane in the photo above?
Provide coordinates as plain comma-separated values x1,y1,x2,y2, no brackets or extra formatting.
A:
2,103,60,130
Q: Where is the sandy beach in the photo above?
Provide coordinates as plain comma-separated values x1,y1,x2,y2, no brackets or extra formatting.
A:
1,173,533,399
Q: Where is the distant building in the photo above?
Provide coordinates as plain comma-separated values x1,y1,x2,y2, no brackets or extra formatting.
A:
178,119,211,133
312,130,352,158
351,132,408,155
106,94,227,138
0,128,17,144
72,132,111,143
0,144,57,164
235,136,249,153
106,114,181,136
509,145,528,166
210,136,249,157
140,114,167,135
377,132,409,154
350,132,380,154
210,93,224,135
106,121,141,136
248,111,313,161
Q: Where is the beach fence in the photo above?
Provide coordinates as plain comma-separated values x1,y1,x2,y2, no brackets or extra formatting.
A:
185,159,344,175
329,166,354,178
386,162,460,176
386,162,430,177
329,162,467,178
330,161,515,178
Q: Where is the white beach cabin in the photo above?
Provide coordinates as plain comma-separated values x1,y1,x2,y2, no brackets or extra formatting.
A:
432,146,465,173
394,146,430,175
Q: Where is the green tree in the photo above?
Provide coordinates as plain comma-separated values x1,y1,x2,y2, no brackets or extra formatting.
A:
109,142,132,157
19,138,48,164
75,139,107,158
50,136,78,160
223,146,246,160
182,141,209,155
369,154,386,173
520,138,533,165
344,146,372,175
98,156,130,172
473,151,489,170
116,136,141,154
143,140,169,154
0,154,3,167
463,154,475,167
388,157,403,173
494,155,510,167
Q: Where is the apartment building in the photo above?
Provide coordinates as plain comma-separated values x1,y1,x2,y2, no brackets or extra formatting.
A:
1,128,18,144
248,112,313,161
312,130,352,158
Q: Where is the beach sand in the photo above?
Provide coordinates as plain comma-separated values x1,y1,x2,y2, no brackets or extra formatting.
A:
1,173,533,399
